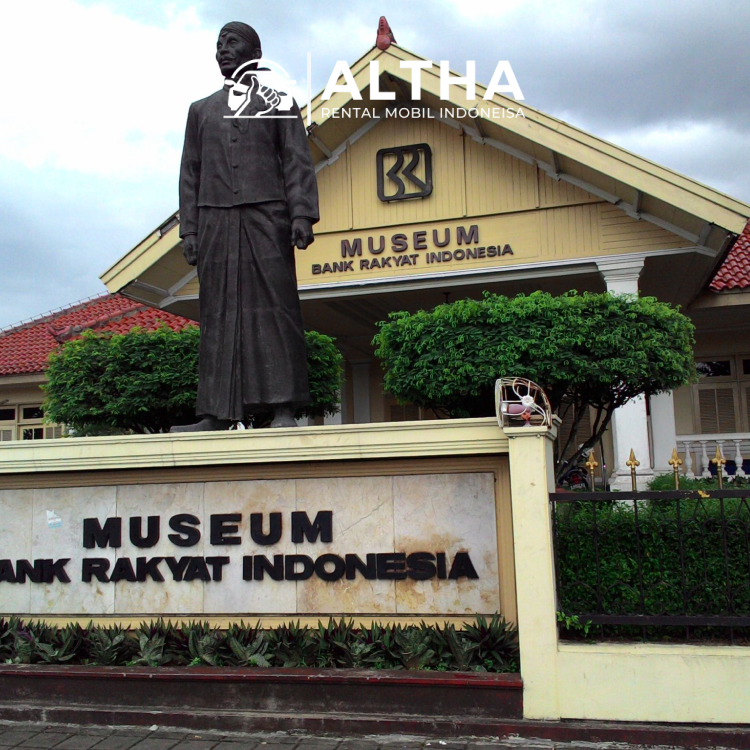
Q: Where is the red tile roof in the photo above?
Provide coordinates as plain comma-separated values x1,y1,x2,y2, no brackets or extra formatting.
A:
0,294,195,376
710,220,750,292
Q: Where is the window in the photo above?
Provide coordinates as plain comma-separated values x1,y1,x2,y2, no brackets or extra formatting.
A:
0,404,64,442
693,356,750,434
20,406,44,422
696,360,732,378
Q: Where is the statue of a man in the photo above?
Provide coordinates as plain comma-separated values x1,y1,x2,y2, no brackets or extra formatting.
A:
172,22,319,432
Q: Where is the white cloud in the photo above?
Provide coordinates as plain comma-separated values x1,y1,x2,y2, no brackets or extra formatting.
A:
0,1,219,178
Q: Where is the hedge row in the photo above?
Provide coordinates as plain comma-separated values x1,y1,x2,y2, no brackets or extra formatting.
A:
1,615,519,672
555,496,750,640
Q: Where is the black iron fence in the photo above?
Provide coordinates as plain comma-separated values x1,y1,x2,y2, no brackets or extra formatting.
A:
551,490,750,643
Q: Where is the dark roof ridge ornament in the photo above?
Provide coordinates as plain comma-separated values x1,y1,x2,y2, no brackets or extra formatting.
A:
376,16,396,50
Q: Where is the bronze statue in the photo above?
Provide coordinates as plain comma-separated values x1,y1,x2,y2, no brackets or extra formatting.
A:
172,22,319,432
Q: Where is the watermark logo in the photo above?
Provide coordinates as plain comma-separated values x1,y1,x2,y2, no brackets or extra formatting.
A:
376,144,433,202
224,58,297,119
222,56,526,123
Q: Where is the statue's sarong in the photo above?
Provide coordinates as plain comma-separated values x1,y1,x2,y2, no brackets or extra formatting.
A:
195,201,309,421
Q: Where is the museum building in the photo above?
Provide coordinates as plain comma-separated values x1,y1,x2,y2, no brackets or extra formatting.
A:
4,41,749,488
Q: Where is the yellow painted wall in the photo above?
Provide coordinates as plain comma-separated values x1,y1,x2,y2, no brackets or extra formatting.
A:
557,643,750,723
599,204,689,253
315,149,352,234
349,116,467,228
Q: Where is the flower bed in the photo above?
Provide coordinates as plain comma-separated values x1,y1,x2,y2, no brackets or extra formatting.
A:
1,615,519,671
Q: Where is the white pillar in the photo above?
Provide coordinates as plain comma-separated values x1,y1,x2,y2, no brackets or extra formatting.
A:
597,258,654,490
350,362,371,424
650,391,677,473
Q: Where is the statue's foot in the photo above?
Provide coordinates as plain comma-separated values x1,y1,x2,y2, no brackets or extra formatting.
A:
270,404,298,428
170,416,232,433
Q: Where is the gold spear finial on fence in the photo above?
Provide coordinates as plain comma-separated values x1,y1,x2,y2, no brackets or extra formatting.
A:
585,450,599,477
711,444,727,489
669,448,683,490
626,448,640,492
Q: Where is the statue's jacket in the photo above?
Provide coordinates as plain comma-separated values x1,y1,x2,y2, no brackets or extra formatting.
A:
179,85,320,237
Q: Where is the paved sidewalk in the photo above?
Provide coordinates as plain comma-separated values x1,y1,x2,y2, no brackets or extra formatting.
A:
0,721,688,750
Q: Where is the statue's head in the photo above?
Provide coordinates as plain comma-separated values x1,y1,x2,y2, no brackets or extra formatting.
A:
216,22,262,78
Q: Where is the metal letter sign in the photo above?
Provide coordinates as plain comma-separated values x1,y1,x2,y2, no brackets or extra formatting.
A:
376,143,433,202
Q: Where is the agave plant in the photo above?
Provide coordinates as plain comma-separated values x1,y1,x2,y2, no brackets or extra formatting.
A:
0,617,22,662
184,621,225,667
394,624,436,670
267,620,316,667
312,618,357,668
463,614,520,671
7,622,35,665
33,623,85,665
222,622,270,668
86,624,136,666
132,617,187,667
349,622,392,669
437,623,478,671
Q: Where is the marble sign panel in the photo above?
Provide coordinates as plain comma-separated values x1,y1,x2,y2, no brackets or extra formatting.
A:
114,482,206,615
30,486,118,615
0,489,33,614
202,479,297,614
1,471,502,619
393,473,500,614
295,476,396,614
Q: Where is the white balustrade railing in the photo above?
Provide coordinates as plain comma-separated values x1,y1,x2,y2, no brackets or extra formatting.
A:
676,434,750,480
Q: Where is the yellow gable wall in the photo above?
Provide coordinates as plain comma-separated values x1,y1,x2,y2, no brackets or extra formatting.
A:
175,115,692,297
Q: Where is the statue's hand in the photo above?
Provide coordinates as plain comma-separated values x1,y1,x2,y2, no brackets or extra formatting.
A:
183,235,198,266
291,218,314,249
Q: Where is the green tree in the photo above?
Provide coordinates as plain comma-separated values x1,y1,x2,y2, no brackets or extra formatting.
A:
373,291,697,478
43,326,343,435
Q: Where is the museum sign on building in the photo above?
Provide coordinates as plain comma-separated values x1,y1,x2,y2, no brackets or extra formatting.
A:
100,42,750,488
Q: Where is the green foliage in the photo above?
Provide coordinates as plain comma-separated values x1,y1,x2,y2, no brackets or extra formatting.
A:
185,621,224,667
222,622,270,668
86,624,136,666
435,623,477,671
266,620,317,667
0,618,21,662
302,331,345,421
43,327,343,435
462,614,520,671
33,623,85,664
373,291,696,477
394,624,436,670
44,326,201,434
556,611,592,638
132,619,189,667
0,616,519,671
312,617,357,668
555,495,750,641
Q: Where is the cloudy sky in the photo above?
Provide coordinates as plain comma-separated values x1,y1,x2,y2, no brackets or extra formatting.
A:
0,0,748,329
